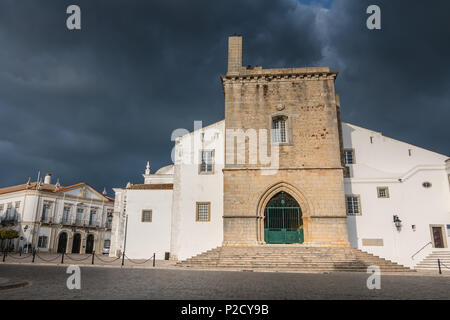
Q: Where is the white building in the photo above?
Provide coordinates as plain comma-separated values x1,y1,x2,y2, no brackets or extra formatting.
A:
343,123,450,267
0,173,114,254
111,121,224,260
110,120,449,268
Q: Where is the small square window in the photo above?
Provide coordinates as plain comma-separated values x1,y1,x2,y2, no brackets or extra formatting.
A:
377,187,390,198
141,210,152,222
346,196,361,216
199,150,214,174
196,202,211,222
344,149,355,165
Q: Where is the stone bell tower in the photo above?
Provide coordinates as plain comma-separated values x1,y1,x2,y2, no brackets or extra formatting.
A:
222,35,349,247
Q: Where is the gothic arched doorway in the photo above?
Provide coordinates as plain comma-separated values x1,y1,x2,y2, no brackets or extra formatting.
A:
264,191,303,244
57,232,68,253
72,233,81,253
85,234,94,254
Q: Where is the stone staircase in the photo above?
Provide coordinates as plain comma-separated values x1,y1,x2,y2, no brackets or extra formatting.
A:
415,251,450,271
176,246,414,273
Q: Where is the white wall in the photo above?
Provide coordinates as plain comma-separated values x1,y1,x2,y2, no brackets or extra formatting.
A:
122,189,173,259
170,121,224,260
343,123,450,267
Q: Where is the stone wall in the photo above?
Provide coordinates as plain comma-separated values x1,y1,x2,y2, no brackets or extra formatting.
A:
222,36,349,247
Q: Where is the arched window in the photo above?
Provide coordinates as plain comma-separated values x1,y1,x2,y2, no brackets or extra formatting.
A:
271,116,287,143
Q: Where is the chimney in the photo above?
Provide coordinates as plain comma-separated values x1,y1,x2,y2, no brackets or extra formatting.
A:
227,35,242,75
44,173,52,185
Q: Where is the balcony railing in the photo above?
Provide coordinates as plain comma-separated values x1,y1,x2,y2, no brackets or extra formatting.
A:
38,216,109,229
0,214,19,225
40,215,51,223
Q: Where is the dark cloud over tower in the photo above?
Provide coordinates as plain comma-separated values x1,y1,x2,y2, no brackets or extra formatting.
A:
0,0,448,192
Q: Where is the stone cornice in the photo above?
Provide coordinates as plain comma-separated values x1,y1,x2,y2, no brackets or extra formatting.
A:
221,71,338,85
223,167,345,171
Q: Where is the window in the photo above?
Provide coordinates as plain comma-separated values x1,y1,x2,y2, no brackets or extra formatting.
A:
346,196,361,216
0,204,3,218
89,209,97,226
38,236,48,248
11,202,20,221
6,203,12,219
422,182,432,188
62,206,71,224
377,187,390,198
105,209,113,228
447,225,450,237
272,117,287,143
196,202,211,222
199,150,214,174
76,207,83,225
344,149,355,165
41,203,51,222
142,210,152,222
104,240,111,248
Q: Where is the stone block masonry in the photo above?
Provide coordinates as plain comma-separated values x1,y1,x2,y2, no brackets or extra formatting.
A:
222,35,349,247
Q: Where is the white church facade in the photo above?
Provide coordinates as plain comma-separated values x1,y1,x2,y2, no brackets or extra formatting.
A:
110,36,450,269
110,120,450,268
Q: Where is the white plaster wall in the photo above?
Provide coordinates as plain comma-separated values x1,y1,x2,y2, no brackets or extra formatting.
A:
170,121,224,260
343,123,450,267
123,189,173,259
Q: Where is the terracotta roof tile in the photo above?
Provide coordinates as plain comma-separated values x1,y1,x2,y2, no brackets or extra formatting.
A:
126,184,173,190
0,181,114,202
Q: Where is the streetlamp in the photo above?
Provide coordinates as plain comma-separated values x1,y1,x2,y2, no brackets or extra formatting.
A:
393,215,402,230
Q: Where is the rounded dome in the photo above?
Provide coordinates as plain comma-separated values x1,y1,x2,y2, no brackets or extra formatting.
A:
155,165,174,175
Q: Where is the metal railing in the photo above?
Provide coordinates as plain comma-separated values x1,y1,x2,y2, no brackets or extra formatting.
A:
2,250,157,268
0,215,19,225
38,216,109,229
438,259,450,275
411,241,432,260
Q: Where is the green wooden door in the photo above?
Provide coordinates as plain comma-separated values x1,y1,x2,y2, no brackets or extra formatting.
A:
264,207,304,244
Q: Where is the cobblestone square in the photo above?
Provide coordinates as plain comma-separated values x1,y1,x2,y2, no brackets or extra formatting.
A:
0,265,449,300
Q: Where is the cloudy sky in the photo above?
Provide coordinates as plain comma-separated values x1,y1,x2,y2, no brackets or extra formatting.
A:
0,0,449,193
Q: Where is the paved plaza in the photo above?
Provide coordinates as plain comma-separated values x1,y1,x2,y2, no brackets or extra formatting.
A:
0,264,449,300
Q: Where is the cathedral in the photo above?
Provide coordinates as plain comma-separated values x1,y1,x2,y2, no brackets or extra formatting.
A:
110,36,450,271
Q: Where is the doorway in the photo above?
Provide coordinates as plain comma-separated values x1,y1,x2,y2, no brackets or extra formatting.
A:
264,192,303,244
85,234,94,254
57,232,67,253
72,233,81,253
432,226,445,248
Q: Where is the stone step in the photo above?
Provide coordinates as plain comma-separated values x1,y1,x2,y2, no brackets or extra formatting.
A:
177,246,412,272
185,258,398,264
179,265,411,272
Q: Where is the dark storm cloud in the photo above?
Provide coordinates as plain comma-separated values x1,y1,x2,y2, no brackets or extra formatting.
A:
322,0,450,158
0,0,448,192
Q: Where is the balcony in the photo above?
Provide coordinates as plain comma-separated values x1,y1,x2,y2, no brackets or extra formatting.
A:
56,218,103,229
40,216,52,224
40,215,108,230
0,215,18,226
